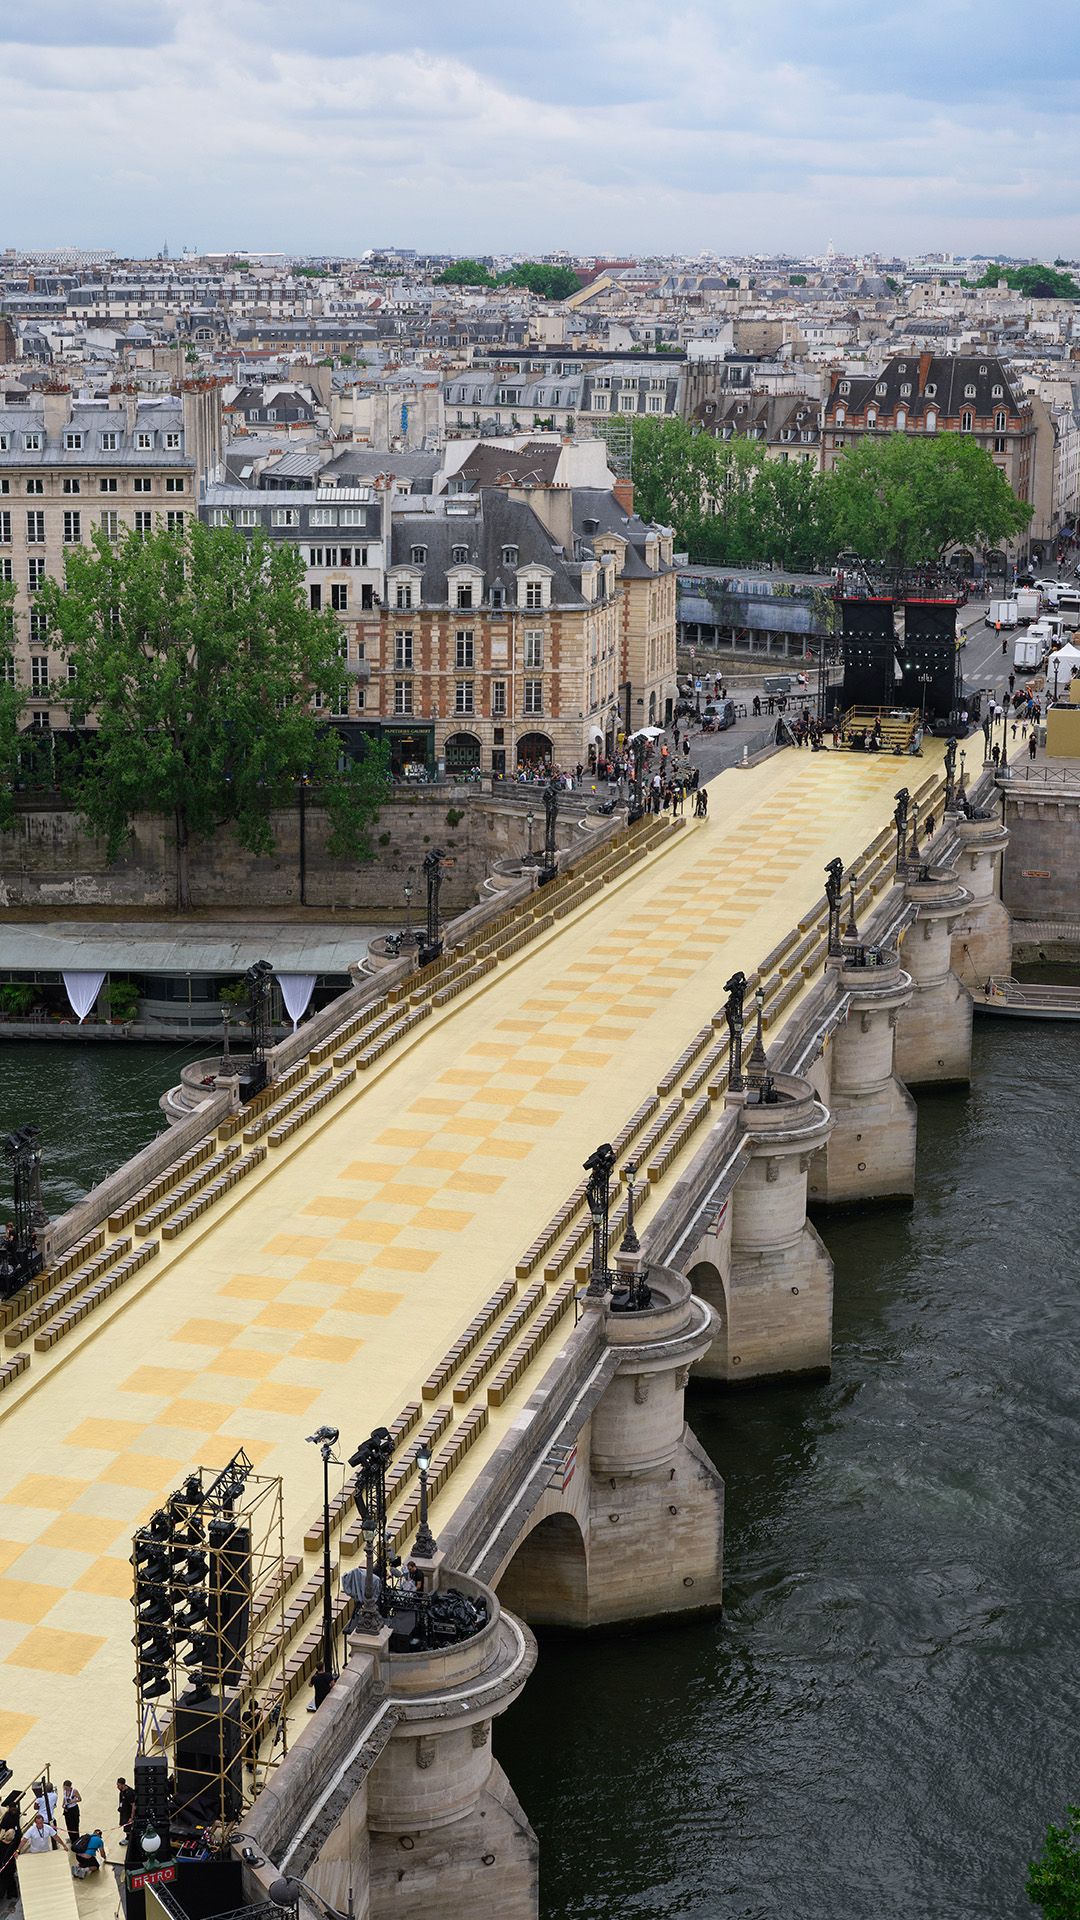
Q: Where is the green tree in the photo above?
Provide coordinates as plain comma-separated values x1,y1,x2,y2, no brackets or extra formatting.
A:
976,264,1080,299
434,259,496,287
822,433,1031,570
789,273,807,286
38,522,388,907
1027,1805,1080,1917
0,582,27,832
499,263,580,301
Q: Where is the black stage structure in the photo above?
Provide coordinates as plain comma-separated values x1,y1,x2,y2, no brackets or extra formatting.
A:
831,566,971,735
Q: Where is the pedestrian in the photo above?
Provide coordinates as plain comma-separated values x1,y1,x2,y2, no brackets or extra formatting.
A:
20,1813,66,1855
60,1782,81,1846
33,1782,57,1825
72,1831,107,1879
0,1796,21,1902
1029,730,1037,760
991,744,1000,768
117,1778,135,1832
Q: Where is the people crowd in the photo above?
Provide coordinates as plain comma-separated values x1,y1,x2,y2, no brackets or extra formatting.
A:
0,1773,118,1905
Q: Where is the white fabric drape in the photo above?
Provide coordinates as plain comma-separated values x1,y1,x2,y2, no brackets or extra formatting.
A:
276,972,317,1031
63,970,106,1024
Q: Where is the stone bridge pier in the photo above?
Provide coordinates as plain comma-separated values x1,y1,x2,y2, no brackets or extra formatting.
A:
950,810,1011,986
808,948,916,1208
496,1263,723,1630
689,1072,833,1385
894,868,974,1086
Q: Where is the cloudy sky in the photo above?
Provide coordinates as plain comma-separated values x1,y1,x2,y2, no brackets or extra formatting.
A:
3,0,1078,258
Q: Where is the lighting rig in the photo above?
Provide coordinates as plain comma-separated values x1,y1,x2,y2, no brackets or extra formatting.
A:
0,1125,46,1300
240,960,274,1102
129,1451,286,1845
342,1427,488,1653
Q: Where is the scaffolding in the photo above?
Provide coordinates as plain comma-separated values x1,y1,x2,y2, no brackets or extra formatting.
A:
130,1452,287,1838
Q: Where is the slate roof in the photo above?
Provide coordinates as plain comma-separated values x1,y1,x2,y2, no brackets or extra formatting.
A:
824,353,1029,422
388,490,585,605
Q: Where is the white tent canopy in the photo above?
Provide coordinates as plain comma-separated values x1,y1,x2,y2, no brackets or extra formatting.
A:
1046,643,1080,691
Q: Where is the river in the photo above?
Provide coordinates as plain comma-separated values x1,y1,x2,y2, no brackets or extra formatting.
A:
1,1024,1073,1918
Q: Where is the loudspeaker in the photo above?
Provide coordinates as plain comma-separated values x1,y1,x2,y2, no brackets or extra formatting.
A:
207,1519,250,1686
840,598,897,709
173,1695,241,1832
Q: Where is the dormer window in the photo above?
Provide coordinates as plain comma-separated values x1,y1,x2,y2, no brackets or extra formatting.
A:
964,384,976,398
452,544,469,565
502,545,518,566
456,582,473,609
900,384,911,397
979,364,988,374
992,385,1004,398
135,431,153,449
64,431,83,450
101,431,119,450
961,410,972,432
995,410,1007,432
838,381,850,395
24,432,42,451
409,544,427,565
875,382,886,395
866,409,877,427
925,383,937,397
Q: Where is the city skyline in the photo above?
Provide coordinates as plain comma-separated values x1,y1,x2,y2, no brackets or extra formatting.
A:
2,0,1078,260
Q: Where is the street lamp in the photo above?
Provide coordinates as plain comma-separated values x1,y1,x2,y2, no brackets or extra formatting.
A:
269,1877,353,1920
584,1142,616,1298
305,1426,340,1707
723,971,747,1092
403,874,414,945
414,1444,437,1559
526,810,535,857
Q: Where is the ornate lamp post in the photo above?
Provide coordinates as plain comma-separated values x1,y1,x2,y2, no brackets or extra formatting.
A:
306,1425,340,1707
943,735,958,814
824,857,844,956
403,873,414,945
893,787,911,873
414,1443,437,1559
420,847,444,964
539,776,559,884
526,810,535,858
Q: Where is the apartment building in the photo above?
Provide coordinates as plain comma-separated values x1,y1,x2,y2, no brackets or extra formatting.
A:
688,391,821,463
0,380,221,726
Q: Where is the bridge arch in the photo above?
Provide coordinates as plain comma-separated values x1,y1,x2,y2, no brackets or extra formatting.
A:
495,1509,589,1629
688,1258,728,1373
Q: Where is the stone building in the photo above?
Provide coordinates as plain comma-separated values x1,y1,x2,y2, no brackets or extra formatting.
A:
0,379,222,727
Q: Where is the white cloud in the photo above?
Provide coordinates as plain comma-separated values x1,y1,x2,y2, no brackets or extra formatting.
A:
0,0,1077,254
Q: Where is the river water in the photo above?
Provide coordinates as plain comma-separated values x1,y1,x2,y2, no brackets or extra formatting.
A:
0,1025,1073,1918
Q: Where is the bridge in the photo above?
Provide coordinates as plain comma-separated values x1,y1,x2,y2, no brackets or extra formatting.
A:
0,738,1013,1919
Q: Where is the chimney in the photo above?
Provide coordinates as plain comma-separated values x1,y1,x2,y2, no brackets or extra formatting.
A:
41,383,71,440
612,476,635,516
123,385,138,434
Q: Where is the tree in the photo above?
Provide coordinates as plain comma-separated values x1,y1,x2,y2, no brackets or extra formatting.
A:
500,263,580,301
822,433,1031,570
976,264,1080,300
1027,1806,1080,1917
434,259,496,287
789,274,807,286
38,521,388,907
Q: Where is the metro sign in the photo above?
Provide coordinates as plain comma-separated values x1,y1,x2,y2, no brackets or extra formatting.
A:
128,1864,177,1891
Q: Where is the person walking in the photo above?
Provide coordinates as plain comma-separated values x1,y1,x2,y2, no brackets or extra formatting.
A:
60,1782,81,1846
1029,729,1038,760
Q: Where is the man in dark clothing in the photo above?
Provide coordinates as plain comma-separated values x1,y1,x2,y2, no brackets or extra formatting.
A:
117,1779,135,1832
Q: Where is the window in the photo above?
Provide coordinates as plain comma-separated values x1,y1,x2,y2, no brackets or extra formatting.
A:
29,609,47,642
875,382,887,396
994,436,1007,453
26,511,45,543
524,628,543,668
67,661,77,683
455,630,474,668
0,652,13,682
64,431,83,450
272,508,298,527
394,679,413,715
99,477,118,493
501,546,518,567
409,545,427,565
591,392,609,411
24,432,42,451
310,508,336,526
331,582,348,611
618,394,636,412
63,477,81,495
101,431,119,451
133,510,152,535
964,384,976,399
455,680,474,714
491,585,504,610
452,545,469,565
866,409,877,427
28,557,46,590
394,629,413,669
309,584,322,611
0,512,9,544
992,384,1004,398
100,509,119,539
926,412,937,433
838,380,850,395
896,409,907,431
925,383,937,397
164,431,181,450
25,477,43,495
232,507,256,528
0,558,11,583
165,476,185,493
961,410,973,432
647,394,664,412
63,510,81,543
456,583,473,609
524,679,544,714
0,435,6,453
396,580,413,610
133,476,152,494
338,508,364,527
835,406,845,427
30,655,49,690
525,581,543,609
492,680,507,716
900,383,911,397
166,511,184,531
135,431,153,449
995,410,1007,433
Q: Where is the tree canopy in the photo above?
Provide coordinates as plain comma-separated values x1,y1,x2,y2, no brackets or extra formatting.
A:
976,264,1080,300
631,416,1031,570
37,521,387,906
434,260,580,300
1027,1805,1080,1918
0,582,25,833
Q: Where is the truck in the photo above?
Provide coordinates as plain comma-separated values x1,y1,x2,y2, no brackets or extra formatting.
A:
985,598,1018,628
1015,586,1042,625
1014,628,1048,670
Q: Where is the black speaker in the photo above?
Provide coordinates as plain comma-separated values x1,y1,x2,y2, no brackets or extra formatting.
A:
840,598,897,709
173,1695,241,1833
207,1519,250,1686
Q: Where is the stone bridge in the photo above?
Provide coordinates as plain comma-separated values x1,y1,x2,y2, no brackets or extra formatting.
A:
0,742,1011,1919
